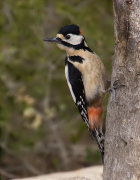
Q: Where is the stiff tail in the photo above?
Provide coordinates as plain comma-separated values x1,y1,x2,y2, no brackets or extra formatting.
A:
89,128,105,163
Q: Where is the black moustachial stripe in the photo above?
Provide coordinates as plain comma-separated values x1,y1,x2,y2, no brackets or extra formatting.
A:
61,39,93,53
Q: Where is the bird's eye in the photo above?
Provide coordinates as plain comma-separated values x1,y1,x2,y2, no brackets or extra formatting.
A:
65,35,70,39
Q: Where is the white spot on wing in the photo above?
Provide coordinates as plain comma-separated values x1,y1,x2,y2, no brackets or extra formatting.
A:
65,64,76,103
77,101,81,105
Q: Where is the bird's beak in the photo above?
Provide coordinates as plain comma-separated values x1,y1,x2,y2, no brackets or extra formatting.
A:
43,37,61,43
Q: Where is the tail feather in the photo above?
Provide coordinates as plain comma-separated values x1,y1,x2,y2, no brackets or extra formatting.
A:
89,128,105,163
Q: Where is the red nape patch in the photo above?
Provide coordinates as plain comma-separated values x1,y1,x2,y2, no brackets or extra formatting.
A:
79,29,84,37
87,106,103,131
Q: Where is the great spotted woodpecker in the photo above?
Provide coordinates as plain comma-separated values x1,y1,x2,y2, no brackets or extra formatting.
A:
43,24,116,162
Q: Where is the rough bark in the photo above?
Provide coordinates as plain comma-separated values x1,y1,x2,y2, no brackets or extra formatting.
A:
103,0,140,180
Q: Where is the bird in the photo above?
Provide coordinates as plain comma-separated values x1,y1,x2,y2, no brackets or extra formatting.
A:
43,24,117,162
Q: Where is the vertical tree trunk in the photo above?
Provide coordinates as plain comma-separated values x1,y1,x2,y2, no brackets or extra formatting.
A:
103,0,140,180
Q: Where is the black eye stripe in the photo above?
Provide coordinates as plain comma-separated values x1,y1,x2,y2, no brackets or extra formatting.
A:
65,35,70,39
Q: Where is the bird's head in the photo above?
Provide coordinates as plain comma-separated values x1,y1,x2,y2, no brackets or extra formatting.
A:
43,24,88,55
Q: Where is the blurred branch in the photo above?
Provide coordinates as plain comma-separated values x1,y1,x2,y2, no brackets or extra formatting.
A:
1,74,22,95
0,143,41,175
38,56,70,170
0,168,17,179
1,67,70,171
1,1,13,24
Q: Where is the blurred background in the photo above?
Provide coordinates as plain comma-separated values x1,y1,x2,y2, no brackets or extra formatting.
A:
0,0,114,179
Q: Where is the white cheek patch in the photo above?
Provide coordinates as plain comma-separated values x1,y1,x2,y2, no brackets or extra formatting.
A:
65,64,76,103
64,34,84,45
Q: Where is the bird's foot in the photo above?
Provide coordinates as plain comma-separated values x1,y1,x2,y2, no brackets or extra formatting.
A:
106,80,125,103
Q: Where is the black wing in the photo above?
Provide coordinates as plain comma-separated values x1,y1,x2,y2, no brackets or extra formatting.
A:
65,57,89,128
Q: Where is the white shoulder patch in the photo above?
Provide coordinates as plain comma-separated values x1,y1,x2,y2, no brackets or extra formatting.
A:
84,41,88,47
65,64,76,103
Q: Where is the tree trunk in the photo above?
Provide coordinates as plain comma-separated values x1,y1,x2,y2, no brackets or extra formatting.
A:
103,0,140,180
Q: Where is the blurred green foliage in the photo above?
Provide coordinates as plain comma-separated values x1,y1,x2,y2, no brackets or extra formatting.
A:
0,0,114,178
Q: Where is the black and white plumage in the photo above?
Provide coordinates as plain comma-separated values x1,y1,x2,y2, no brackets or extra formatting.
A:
65,55,105,161
65,56,89,128
43,24,107,162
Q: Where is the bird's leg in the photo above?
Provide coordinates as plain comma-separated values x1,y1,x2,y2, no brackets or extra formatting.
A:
106,80,125,103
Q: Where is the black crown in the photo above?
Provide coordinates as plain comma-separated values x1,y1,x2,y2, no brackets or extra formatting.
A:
58,24,80,36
